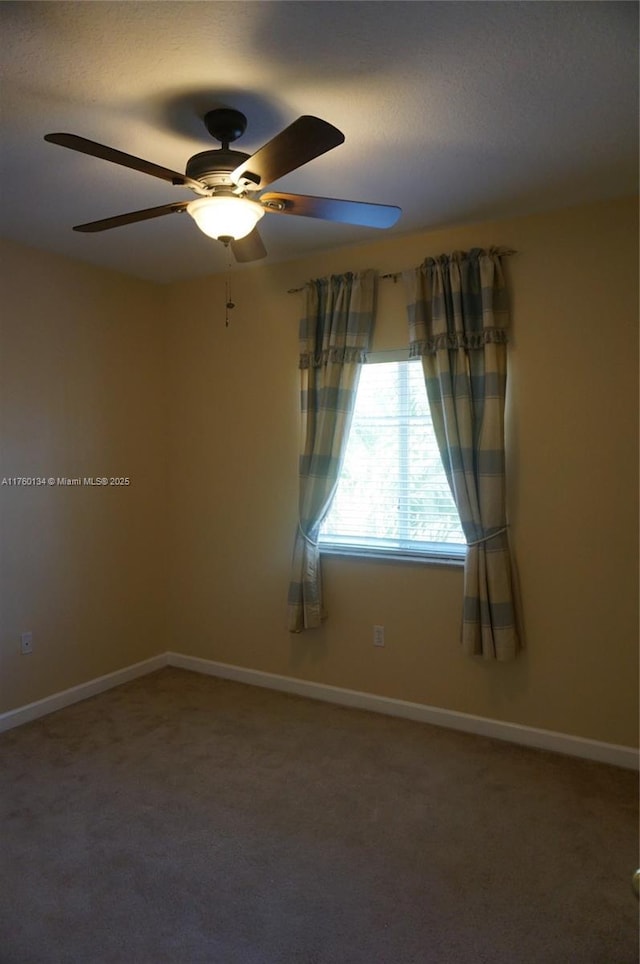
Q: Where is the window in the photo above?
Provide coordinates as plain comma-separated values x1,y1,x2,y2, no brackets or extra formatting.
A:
319,351,466,562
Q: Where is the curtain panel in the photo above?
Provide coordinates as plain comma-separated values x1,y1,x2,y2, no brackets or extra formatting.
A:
287,270,377,633
403,249,520,660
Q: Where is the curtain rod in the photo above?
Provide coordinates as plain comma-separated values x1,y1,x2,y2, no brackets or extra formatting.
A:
286,249,517,293
287,272,399,294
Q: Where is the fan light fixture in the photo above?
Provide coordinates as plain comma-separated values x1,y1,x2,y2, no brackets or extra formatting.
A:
186,195,264,241
45,110,401,260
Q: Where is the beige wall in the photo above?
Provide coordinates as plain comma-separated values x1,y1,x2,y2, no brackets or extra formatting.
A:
165,196,638,748
1,196,638,749
0,240,169,710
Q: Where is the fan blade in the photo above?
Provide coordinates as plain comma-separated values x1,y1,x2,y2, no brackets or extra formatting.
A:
73,202,190,232
261,193,401,228
231,116,344,189
44,133,201,189
230,228,267,263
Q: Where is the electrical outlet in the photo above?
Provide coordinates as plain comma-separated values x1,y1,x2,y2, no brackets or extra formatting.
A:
373,624,385,647
20,631,33,655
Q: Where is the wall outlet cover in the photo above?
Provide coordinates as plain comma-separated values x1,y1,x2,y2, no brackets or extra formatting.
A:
20,632,33,655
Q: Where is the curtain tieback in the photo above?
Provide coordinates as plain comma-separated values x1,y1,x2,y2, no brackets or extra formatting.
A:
298,521,316,548
466,525,509,547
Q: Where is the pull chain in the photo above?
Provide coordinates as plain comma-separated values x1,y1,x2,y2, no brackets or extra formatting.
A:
224,243,235,328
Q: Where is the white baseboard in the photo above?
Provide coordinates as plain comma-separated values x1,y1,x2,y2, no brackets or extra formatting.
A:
2,650,637,771
0,654,168,733
167,652,639,771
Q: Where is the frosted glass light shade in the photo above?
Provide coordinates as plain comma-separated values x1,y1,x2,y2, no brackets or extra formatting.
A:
186,196,264,241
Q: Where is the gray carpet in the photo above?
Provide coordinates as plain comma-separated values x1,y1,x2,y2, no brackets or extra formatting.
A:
0,667,637,964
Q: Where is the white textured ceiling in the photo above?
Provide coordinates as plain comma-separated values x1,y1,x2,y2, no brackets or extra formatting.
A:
0,1,637,283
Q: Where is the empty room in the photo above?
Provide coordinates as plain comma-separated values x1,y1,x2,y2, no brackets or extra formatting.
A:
0,2,638,962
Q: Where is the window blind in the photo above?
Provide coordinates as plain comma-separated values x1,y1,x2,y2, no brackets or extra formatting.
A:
319,355,466,559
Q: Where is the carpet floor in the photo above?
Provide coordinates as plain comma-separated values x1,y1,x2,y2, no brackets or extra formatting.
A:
0,667,637,964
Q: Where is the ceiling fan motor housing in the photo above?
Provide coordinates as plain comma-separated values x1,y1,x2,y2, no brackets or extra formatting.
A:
185,149,252,189
185,148,257,191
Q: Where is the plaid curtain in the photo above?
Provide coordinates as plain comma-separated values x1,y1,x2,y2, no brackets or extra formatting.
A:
287,270,376,633
403,249,520,660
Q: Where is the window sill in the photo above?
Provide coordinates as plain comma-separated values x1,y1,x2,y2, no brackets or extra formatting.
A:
319,545,466,568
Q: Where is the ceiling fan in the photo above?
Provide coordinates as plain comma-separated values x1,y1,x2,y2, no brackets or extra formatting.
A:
44,108,402,262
